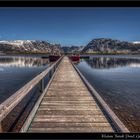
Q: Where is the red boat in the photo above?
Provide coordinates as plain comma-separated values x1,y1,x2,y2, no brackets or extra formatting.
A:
49,55,60,62
69,55,80,62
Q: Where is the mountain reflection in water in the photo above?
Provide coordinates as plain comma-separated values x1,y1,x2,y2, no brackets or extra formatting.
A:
0,55,50,132
82,57,140,69
0,56,49,67
0,56,49,103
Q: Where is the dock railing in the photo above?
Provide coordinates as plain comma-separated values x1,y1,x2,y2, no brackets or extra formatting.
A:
72,61,130,133
0,56,63,132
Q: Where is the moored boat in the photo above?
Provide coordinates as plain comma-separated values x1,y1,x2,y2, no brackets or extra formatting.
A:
69,55,80,62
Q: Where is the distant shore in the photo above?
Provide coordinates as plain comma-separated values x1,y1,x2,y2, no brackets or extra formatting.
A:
1,51,140,56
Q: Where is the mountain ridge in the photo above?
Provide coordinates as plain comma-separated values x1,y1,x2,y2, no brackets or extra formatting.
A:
0,40,62,54
1,38,140,54
81,38,140,54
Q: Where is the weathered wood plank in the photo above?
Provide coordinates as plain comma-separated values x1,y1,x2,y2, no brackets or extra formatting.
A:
36,110,103,116
39,101,96,104
37,108,101,111
38,106,100,110
28,127,113,133
39,101,97,105
41,97,94,101
27,56,114,132
33,117,107,123
30,122,111,128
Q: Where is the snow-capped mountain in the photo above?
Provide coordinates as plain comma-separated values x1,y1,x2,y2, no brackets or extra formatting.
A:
82,38,140,54
1,38,140,54
0,40,62,54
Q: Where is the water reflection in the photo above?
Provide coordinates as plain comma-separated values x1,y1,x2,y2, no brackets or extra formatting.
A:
76,55,140,132
0,56,50,103
82,57,140,69
0,56,49,68
0,55,51,132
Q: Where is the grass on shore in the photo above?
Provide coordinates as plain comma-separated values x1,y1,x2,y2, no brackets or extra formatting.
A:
80,52,134,55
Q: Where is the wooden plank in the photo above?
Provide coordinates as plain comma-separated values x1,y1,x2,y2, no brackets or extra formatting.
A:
28,127,113,133
39,101,96,104
39,105,100,109
40,102,97,105
29,122,111,128
27,56,114,132
33,117,107,123
36,110,103,116
41,97,94,101
34,115,106,118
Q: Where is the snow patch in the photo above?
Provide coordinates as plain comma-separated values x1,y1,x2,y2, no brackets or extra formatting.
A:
133,41,140,44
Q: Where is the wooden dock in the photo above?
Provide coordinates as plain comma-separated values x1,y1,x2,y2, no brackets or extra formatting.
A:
25,56,114,132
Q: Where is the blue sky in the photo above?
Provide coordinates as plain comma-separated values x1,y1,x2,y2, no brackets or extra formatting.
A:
0,8,140,46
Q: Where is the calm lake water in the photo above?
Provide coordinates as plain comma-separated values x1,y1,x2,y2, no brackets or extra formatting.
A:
1,55,140,132
0,55,50,132
76,55,140,132
0,55,49,103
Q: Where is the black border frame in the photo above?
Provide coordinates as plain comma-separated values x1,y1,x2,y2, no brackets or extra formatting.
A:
0,132,140,139
0,0,140,139
0,1,140,7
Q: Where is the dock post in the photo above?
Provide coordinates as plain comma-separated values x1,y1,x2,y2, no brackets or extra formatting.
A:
0,122,3,132
54,65,56,72
49,70,52,78
40,79,44,93
54,65,56,73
